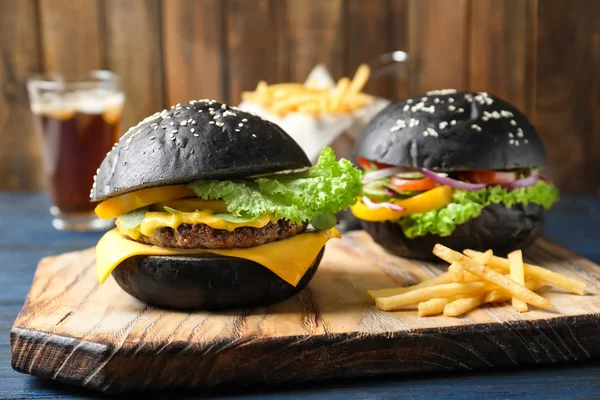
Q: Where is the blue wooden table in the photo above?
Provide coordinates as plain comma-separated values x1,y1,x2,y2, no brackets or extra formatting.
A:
2,194,600,399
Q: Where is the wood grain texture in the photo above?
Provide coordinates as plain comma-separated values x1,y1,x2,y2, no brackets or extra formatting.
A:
39,0,103,74
346,0,394,99
10,232,600,393
162,0,224,105
390,0,410,100
0,0,44,191
285,0,346,81
585,1,600,196
524,0,538,121
1,0,600,194
469,0,534,113
534,0,600,194
407,0,469,95
2,194,600,398
104,0,164,135
225,0,287,104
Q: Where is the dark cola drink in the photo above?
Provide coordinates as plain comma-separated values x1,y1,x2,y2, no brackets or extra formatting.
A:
28,71,124,231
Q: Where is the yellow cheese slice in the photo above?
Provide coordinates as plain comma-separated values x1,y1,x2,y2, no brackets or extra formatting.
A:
95,185,196,219
96,228,340,287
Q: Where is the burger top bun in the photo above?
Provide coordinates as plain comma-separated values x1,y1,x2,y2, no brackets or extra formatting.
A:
91,100,310,201
355,90,547,171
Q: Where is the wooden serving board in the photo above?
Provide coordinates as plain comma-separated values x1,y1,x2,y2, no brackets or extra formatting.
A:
10,232,600,393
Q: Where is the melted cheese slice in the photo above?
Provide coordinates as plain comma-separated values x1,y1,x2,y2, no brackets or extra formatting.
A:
96,228,340,287
117,211,276,240
95,185,196,219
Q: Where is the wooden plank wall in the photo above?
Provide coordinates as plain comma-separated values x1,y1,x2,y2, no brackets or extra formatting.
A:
0,0,599,194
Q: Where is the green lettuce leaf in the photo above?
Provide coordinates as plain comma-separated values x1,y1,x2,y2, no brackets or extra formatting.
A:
163,206,180,214
398,181,560,238
188,147,362,225
212,213,259,223
118,207,148,229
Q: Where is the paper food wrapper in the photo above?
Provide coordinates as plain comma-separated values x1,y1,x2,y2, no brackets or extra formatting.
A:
239,64,390,162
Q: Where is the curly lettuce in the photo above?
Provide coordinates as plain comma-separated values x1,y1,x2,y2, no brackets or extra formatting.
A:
398,181,559,238
188,147,362,229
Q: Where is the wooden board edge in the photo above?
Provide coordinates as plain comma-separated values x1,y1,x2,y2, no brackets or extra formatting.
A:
10,327,112,391
10,311,600,393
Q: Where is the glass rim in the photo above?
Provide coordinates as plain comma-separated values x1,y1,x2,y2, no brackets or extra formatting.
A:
27,70,121,91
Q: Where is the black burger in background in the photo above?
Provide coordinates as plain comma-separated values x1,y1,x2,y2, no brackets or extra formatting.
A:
351,90,559,260
91,99,362,310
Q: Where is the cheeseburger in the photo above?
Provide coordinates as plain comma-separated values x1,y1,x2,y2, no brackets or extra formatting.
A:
91,100,361,309
351,90,559,259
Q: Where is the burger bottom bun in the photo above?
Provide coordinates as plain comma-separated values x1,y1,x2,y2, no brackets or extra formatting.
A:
111,249,324,310
361,203,545,260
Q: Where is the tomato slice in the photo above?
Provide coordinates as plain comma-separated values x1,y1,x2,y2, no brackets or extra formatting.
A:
389,176,437,192
357,157,374,170
357,157,394,170
458,170,517,185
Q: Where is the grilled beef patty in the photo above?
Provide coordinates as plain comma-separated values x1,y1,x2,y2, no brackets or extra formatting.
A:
135,219,307,249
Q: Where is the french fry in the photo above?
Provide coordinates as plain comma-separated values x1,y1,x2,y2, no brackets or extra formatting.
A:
444,296,485,317
319,95,329,113
348,64,370,94
508,250,528,312
484,280,545,303
434,244,551,308
448,263,464,282
375,282,490,311
256,80,269,93
242,65,372,114
462,270,481,282
345,92,374,104
269,93,322,115
449,264,480,282
366,272,453,299
329,77,350,112
464,249,586,295
483,289,508,304
266,83,305,92
475,249,493,265
368,243,581,317
297,101,321,114
449,250,490,282
418,298,450,317
241,91,263,103
272,86,322,101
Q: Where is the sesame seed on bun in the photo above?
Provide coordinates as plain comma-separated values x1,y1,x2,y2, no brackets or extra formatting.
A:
355,90,547,171
91,100,310,202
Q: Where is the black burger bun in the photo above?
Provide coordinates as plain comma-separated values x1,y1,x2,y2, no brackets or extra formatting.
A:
361,203,545,260
91,100,310,202
356,90,547,171
111,249,325,310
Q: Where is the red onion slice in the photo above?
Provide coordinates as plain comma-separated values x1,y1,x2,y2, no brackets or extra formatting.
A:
362,167,404,184
421,168,486,191
503,171,540,190
362,196,404,211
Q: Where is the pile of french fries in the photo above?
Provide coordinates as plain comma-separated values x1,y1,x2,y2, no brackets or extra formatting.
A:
241,64,374,115
368,244,586,317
